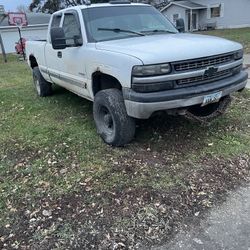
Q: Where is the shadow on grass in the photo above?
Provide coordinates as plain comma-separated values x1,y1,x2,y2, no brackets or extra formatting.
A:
49,84,234,158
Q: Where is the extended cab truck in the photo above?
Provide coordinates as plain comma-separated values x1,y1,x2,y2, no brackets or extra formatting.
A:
26,2,248,146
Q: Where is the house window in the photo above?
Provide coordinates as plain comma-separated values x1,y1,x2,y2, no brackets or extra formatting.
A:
211,6,221,17
173,14,179,25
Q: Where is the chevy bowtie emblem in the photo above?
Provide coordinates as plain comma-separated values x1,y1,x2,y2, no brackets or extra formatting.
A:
204,66,218,77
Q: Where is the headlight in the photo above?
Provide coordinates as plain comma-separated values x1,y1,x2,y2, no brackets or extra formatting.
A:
132,63,171,76
234,49,243,60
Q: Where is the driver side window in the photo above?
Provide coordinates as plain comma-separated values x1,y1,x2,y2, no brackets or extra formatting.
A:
63,13,82,46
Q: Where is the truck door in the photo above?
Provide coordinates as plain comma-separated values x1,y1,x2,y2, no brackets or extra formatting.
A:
44,13,64,86
58,10,89,98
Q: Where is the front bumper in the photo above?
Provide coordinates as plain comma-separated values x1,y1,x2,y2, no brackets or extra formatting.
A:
123,71,248,119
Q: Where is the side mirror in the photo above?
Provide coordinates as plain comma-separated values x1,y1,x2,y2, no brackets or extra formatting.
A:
176,18,185,33
51,27,67,50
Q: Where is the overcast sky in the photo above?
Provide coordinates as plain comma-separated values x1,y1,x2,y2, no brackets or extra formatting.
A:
0,0,31,11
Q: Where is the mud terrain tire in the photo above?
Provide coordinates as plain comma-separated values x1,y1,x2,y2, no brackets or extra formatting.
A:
93,89,135,146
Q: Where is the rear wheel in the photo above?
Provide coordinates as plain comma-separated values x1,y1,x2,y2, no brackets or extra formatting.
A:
32,67,52,97
93,89,136,146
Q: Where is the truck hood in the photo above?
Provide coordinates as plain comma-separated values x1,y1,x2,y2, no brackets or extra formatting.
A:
95,33,242,64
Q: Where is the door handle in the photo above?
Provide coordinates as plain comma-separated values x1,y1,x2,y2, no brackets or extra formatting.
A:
57,51,62,58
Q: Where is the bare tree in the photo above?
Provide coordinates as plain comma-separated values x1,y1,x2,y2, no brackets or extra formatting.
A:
17,4,30,13
29,0,90,13
64,0,81,6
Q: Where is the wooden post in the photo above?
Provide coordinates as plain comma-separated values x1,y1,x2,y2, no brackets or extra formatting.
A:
0,33,7,63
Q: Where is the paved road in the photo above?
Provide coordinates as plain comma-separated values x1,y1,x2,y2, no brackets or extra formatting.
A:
246,66,250,89
247,78,250,89
153,185,250,250
244,54,250,65
244,54,250,89
246,71,250,89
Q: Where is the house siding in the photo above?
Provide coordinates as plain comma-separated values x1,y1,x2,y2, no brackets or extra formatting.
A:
162,5,189,31
162,0,250,30
191,0,250,29
198,8,208,29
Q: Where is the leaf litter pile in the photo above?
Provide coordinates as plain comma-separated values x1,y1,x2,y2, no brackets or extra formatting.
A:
0,75,250,249
1,144,249,249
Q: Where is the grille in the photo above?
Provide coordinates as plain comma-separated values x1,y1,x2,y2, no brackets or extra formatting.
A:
177,69,232,85
174,54,234,72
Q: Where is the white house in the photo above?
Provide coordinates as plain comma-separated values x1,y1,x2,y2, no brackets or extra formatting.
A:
0,12,51,54
161,0,250,32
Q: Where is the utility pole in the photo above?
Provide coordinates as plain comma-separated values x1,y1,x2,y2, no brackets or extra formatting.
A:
0,5,7,63
0,33,7,62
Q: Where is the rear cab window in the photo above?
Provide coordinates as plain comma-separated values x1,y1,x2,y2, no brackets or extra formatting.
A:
49,14,62,43
51,14,62,28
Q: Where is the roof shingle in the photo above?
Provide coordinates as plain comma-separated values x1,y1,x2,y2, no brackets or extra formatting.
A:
172,1,206,9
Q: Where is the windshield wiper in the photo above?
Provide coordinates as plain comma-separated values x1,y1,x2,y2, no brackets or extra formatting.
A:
98,28,145,36
141,29,177,34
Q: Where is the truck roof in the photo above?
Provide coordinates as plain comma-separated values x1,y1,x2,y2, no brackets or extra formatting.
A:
53,2,150,14
80,2,149,8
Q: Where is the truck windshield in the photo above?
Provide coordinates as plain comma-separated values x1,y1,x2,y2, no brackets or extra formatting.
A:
82,6,178,42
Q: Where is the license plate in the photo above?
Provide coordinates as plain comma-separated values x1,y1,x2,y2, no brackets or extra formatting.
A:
202,91,222,106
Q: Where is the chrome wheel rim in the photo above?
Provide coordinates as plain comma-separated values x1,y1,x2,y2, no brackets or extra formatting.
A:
34,78,41,96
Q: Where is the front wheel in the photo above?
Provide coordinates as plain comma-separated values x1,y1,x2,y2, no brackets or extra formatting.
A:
93,89,136,146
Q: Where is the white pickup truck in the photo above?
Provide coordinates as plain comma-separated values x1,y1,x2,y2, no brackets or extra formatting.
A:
26,1,248,146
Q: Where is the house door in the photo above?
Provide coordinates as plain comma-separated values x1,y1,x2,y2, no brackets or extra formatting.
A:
188,12,198,31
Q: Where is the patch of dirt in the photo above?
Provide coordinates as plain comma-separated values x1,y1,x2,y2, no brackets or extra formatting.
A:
134,115,209,153
0,138,36,160
1,155,249,250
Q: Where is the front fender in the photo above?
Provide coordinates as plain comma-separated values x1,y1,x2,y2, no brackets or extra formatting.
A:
85,48,142,97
